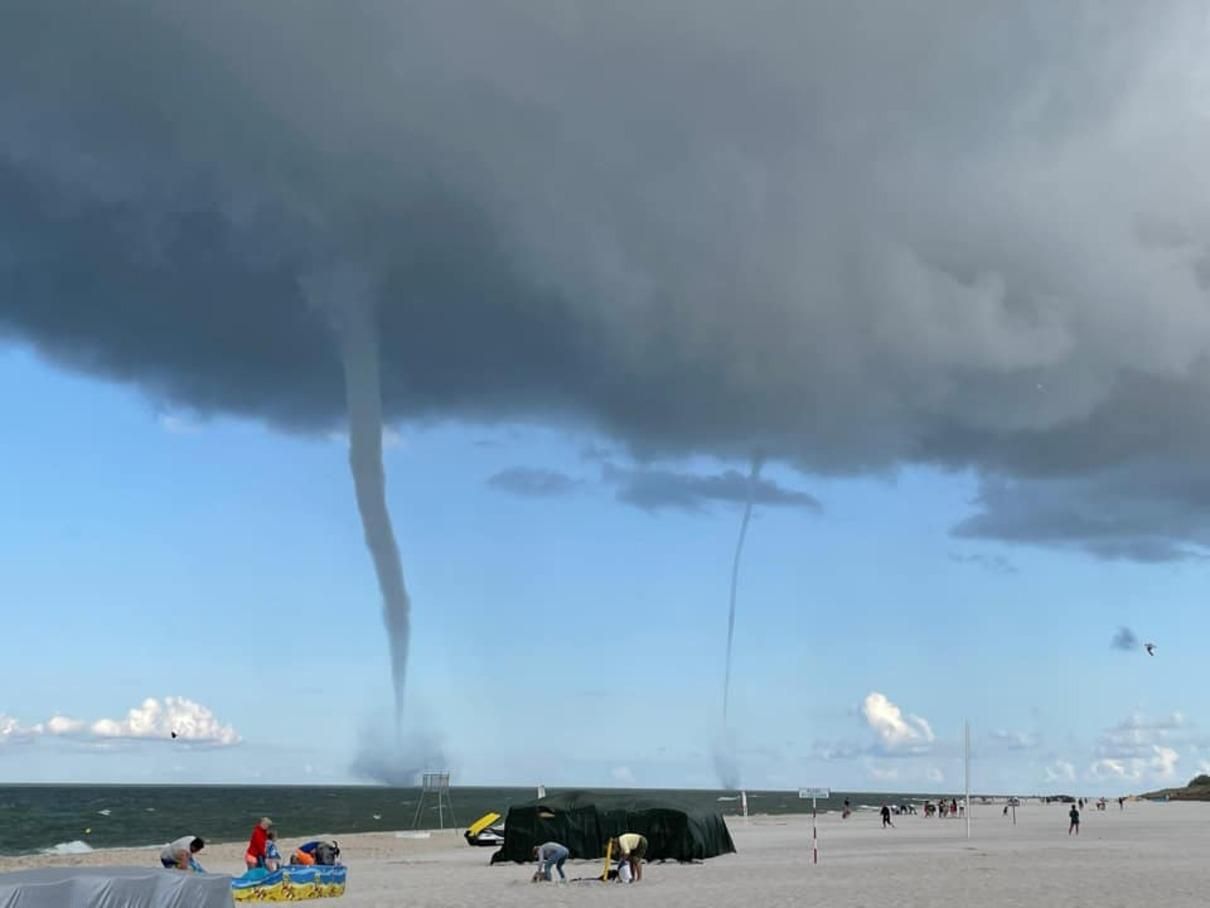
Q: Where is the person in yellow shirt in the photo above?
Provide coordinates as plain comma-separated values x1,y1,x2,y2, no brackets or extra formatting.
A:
610,833,648,882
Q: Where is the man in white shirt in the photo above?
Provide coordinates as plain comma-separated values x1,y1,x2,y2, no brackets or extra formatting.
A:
159,835,205,871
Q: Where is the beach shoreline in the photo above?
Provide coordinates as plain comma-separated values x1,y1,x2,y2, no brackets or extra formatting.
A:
3,801,1204,907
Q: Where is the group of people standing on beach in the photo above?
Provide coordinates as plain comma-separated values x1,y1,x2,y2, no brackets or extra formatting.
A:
158,816,339,875
923,799,962,819
872,799,959,827
244,817,340,872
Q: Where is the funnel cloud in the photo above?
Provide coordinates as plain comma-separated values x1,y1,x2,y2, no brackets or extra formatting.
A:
302,268,411,724
723,458,762,725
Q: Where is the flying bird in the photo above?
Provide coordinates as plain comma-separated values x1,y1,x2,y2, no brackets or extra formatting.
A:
1145,643,1156,656
170,731,178,739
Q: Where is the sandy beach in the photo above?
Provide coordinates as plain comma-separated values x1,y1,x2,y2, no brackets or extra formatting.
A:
1,800,1202,907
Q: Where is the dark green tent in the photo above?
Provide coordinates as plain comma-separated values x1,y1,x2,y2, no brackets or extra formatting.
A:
490,790,737,864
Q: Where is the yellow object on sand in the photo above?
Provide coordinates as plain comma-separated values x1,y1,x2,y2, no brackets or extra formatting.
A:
466,812,501,838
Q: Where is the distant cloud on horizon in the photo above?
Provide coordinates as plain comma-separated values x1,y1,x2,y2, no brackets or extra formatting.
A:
603,463,820,513
988,729,1039,751
486,466,582,498
0,697,240,748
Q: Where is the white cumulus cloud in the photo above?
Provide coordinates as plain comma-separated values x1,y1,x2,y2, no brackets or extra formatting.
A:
1089,745,1179,782
88,697,239,745
44,715,86,736
862,692,935,753
0,715,36,744
1153,746,1180,778
3,698,239,748
1093,711,1190,774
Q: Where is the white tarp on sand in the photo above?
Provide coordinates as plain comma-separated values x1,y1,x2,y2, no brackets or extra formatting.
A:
0,866,233,907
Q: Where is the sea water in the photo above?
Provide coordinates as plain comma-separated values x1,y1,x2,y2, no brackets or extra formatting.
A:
0,785,938,855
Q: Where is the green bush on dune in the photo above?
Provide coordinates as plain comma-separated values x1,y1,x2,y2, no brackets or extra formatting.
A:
1144,775,1210,800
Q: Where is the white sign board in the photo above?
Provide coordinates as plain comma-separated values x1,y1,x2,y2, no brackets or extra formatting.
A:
799,788,830,799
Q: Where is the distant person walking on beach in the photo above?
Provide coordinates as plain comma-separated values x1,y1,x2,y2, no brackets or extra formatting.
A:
245,817,273,870
612,833,648,882
1068,804,1080,835
1118,797,1125,810
532,842,569,882
881,804,894,828
159,835,204,871
843,798,852,819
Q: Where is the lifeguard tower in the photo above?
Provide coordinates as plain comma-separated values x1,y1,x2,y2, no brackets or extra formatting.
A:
411,772,456,830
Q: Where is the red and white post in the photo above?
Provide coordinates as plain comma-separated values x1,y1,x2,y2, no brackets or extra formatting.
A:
799,787,829,865
812,797,818,864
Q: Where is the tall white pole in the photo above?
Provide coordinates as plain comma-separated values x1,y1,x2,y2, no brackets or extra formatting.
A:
964,721,971,840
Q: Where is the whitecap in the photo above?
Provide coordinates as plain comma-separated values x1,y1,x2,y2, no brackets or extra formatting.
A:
42,840,94,855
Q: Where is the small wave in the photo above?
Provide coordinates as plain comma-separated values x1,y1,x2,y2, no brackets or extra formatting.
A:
42,840,94,855
97,809,112,817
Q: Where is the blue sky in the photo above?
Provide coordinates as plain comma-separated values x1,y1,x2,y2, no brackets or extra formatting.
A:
1,343,1201,795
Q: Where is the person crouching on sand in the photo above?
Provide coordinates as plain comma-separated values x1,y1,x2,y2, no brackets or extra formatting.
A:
1068,804,1080,835
245,817,273,870
532,842,569,882
160,835,205,872
612,833,648,882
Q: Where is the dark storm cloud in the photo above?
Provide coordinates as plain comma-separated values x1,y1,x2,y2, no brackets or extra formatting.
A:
487,467,581,498
4,1,1210,557
954,463,1210,561
603,464,819,513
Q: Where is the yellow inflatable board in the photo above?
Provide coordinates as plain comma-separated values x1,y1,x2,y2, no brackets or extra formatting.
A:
467,812,502,838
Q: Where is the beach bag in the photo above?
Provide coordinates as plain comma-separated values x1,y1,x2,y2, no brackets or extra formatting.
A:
617,862,632,883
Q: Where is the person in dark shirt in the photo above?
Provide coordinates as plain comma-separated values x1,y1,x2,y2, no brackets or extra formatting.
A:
1068,804,1080,835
